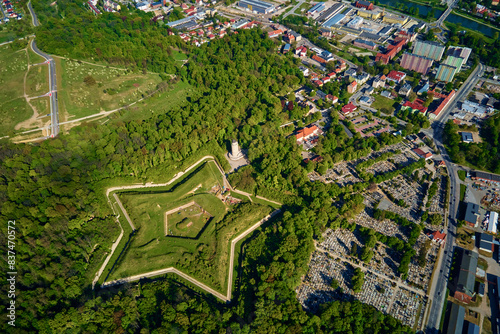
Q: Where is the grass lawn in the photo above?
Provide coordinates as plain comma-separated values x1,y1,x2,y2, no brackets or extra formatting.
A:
56,57,164,120
27,42,46,65
111,79,195,123
105,161,274,292
26,65,49,97
294,2,310,14
29,97,50,118
0,44,34,134
172,50,188,61
457,170,466,182
460,184,466,201
372,94,397,113
456,226,474,250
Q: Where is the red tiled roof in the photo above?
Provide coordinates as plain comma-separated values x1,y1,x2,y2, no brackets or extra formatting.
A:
295,125,320,140
429,230,446,241
430,90,456,117
387,70,406,82
312,55,327,64
341,102,357,114
412,148,432,159
403,99,427,113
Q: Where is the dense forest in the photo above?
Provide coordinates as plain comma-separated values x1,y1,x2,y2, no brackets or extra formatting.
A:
0,2,415,332
443,113,500,173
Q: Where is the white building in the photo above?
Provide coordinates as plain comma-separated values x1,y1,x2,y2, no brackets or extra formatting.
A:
488,211,498,234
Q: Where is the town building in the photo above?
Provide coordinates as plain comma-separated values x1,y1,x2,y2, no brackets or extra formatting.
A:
295,46,307,57
464,202,480,227
282,44,291,54
295,125,321,143
354,72,369,85
447,46,472,71
355,0,374,10
428,90,455,119
375,39,406,64
317,3,345,23
417,82,430,95
359,95,372,105
461,132,473,143
382,13,408,25
446,303,466,334
326,95,338,103
472,171,500,186
412,40,445,61
412,148,432,160
353,38,377,50
399,83,412,97
347,81,358,93
298,66,309,77
427,230,446,245
372,75,386,88
400,53,434,74
357,8,382,20
378,26,393,36
386,70,406,84
341,102,357,115
268,29,283,38
307,2,325,16
238,0,275,14
436,63,458,82
347,16,364,29
479,233,494,253
453,248,478,304
443,55,466,73
488,211,498,234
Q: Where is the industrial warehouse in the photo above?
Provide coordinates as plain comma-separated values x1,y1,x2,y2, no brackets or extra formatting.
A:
237,0,275,14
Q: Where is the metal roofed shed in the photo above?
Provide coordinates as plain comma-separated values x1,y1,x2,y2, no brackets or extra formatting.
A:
480,233,494,253
446,303,465,334
238,0,275,14
488,211,498,234
461,132,473,143
322,13,345,27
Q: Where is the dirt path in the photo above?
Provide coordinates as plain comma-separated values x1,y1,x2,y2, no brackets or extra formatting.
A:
15,40,49,131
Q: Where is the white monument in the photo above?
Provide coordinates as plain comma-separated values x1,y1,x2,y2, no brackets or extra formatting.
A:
228,139,244,161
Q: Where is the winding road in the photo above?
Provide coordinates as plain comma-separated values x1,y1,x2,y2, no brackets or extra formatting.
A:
27,1,59,138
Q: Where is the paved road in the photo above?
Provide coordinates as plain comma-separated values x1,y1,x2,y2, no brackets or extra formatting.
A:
424,63,484,333
28,1,59,138
112,193,136,231
283,0,305,19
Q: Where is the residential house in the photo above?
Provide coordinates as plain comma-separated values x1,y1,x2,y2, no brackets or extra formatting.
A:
295,46,307,57
399,83,412,97
412,148,432,160
295,125,322,143
386,70,407,84
347,81,358,93
461,132,473,143
464,202,480,227
341,102,357,115
326,95,338,103
427,230,446,246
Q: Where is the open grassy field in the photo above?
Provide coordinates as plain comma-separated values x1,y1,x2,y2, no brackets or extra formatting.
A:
26,65,49,97
106,161,274,292
110,79,195,124
372,94,397,114
0,44,34,134
56,57,164,120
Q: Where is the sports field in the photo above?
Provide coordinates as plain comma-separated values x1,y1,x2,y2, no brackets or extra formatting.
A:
106,161,273,292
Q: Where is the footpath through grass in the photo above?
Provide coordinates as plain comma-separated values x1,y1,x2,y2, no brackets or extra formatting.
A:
104,161,274,293
56,57,164,120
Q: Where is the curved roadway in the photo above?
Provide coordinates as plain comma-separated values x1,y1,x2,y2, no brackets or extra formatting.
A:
28,1,59,138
